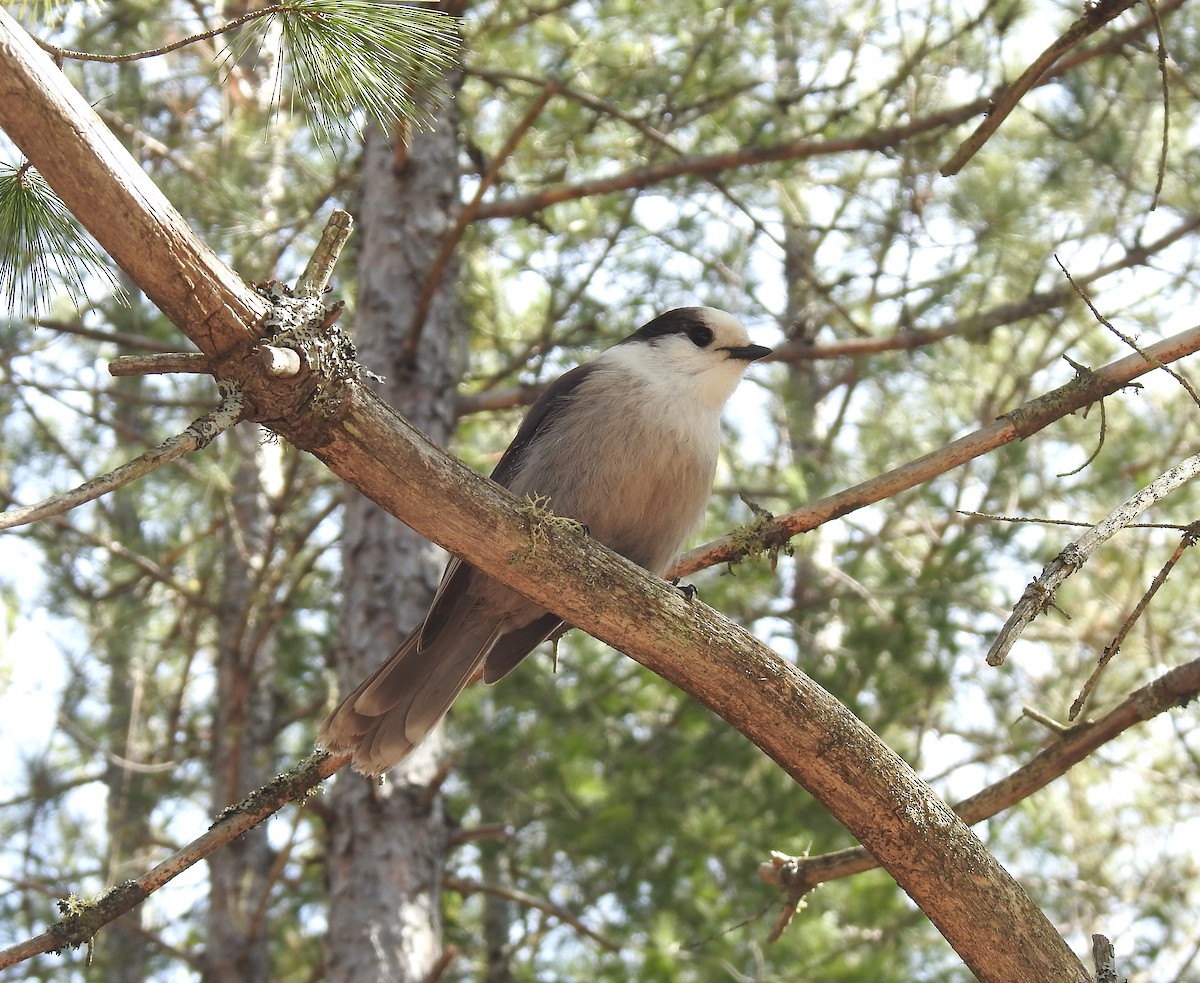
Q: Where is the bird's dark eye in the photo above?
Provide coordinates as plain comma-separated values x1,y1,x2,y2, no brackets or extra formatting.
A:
686,322,714,347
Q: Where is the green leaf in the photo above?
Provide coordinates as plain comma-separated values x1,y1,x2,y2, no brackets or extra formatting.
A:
0,161,127,317
224,0,462,142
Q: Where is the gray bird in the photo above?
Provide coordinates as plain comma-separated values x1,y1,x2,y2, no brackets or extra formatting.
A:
319,307,771,775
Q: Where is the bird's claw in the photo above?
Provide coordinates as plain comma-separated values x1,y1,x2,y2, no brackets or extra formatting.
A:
670,577,698,602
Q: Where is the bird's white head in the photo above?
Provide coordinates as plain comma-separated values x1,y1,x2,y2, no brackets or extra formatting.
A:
609,307,772,410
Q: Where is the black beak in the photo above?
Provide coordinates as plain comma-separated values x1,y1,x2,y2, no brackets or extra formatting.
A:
722,344,772,362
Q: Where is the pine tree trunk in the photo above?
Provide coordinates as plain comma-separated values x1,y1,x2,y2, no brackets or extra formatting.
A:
204,430,278,983
324,80,465,982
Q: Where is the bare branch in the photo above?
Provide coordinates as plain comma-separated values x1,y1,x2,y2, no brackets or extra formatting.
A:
1069,520,1200,719
675,321,1200,577
473,101,986,220
0,751,344,971
760,656,1200,900
0,385,244,531
987,450,1200,666
940,0,1140,176
108,352,213,377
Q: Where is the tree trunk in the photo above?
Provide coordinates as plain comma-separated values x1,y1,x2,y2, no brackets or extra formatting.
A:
204,428,278,983
324,80,465,982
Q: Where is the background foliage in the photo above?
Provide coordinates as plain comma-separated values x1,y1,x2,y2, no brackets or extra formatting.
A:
2,1,1200,981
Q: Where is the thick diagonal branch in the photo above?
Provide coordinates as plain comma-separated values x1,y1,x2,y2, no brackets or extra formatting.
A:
0,12,1089,980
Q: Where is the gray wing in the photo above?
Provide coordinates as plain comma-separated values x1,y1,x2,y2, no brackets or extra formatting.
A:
489,361,598,486
422,361,599,640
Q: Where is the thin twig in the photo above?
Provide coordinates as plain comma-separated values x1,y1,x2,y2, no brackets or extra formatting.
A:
0,750,346,970
1146,0,1170,210
987,449,1200,666
940,0,1140,176
957,510,1188,532
468,66,785,252
108,352,213,377
1056,255,1200,407
28,5,285,64
759,656,1200,904
1056,394,1105,477
0,385,244,531
1022,705,1070,734
1069,520,1200,720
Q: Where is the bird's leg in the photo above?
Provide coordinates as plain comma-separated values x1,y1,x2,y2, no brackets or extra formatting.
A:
670,576,699,602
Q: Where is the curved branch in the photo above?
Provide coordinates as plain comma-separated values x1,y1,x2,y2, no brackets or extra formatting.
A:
674,322,1200,576
760,656,1200,898
0,751,344,970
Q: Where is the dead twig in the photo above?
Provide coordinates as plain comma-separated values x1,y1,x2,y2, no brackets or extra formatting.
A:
295,209,353,298
987,450,1200,667
0,384,244,532
1056,255,1200,407
108,352,213,377
1069,520,1200,719
759,656,1200,906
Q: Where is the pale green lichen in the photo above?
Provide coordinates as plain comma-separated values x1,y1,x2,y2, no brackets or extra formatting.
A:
726,496,794,573
510,494,587,566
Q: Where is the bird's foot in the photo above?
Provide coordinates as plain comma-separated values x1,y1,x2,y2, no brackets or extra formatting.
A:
670,577,699,602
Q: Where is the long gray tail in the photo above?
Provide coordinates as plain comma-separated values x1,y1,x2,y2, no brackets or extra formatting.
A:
319,620,497,776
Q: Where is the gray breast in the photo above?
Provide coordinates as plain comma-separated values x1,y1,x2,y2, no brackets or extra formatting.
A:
506,371,720,574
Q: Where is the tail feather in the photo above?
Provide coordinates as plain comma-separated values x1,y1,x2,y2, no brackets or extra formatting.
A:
319,620,498,776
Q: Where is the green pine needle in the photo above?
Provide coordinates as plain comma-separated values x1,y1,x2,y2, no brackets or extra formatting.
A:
0,162,127,318
229,1,462,142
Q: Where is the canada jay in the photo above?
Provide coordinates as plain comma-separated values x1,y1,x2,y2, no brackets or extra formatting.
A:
320,307,771,775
